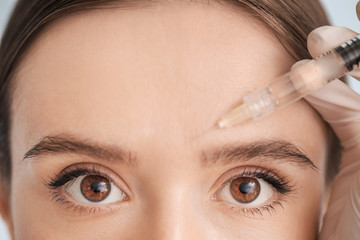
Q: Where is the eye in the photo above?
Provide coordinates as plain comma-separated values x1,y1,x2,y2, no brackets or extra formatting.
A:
217,176,274,207
66,175,127,204
45,163,130,213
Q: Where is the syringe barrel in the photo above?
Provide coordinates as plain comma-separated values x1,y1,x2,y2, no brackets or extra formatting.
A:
265,55,343,112
267,35,360,111
219,35,360,127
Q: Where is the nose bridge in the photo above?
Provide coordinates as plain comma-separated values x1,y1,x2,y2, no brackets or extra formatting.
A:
147,190,204,240
134,142,211,239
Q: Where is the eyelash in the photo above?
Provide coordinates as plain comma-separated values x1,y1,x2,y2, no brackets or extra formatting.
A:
44,163,126,216
45,164,294,217
213,166,295,217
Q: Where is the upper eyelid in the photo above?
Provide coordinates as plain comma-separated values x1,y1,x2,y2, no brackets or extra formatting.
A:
47,168,110,188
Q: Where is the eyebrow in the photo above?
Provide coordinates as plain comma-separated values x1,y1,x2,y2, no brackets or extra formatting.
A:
23,135,317,171
201,140,317,171
23,135,137,165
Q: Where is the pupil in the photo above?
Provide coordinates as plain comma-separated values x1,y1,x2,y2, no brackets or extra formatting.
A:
90,181,107,193
239,182,255,194
80,175,111,202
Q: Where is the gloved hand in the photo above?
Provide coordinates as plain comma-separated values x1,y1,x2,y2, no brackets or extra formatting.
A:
300,12,360,240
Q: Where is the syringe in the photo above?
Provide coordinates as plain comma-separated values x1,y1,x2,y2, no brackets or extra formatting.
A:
216,35,360,129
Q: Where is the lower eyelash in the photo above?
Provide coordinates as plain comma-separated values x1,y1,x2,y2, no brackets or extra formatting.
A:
230,200,284,218
50,189,105,215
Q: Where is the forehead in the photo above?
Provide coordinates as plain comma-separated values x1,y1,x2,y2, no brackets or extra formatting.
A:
11,3,325,155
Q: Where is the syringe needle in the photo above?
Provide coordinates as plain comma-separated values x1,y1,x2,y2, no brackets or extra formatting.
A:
191,103,252,141
216,102,252,129
191,124,220,141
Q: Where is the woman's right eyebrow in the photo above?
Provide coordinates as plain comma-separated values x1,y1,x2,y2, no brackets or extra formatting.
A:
22,134,138,166
22,134,317,171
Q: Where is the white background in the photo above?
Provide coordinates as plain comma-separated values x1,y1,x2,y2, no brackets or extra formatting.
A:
0,0,360,239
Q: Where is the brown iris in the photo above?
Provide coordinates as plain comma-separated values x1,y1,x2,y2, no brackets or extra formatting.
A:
80,175,111,202
230,177,260,203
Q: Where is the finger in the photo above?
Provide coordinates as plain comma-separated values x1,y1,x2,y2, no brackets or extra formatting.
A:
320,170,360,240
307,26,359,57
357,0,360,21
348,70,360,79
290,59,310,70
292,59,360,148
307,26,360,81
304,80,360,150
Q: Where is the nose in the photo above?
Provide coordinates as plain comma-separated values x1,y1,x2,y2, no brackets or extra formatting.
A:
140,185,216,240
147,194,205,239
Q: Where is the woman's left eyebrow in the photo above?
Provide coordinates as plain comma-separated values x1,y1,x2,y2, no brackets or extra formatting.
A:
200,140,318,171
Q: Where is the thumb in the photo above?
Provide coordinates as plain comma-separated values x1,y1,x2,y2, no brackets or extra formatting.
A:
304,80,360,151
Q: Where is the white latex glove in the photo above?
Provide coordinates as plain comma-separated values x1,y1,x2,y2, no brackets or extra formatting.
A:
301,18,360,240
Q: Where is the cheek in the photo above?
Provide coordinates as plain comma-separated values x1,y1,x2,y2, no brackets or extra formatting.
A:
10,171,56,239
273,138,327,238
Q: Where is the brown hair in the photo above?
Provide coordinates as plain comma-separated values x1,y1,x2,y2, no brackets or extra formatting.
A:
0,0,339,188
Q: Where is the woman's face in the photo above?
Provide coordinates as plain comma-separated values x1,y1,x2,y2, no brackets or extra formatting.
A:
7,2,328,239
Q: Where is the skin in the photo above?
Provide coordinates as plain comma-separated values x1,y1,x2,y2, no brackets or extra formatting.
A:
1,1,329,239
